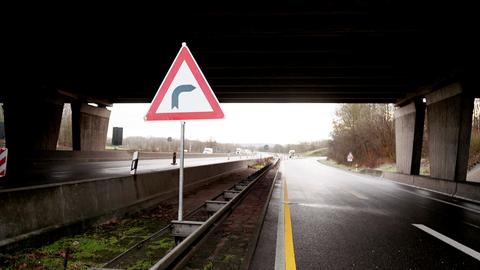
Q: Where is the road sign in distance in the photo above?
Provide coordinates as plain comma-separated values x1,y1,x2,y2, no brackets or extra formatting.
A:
112,127,123,146
347,152,354,162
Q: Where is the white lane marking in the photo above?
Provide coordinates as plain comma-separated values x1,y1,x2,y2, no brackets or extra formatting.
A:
349,190,368,200
463,221,480,230
413,224,480,261
315,159,480,215
399,189,480,215
314,159,480,231
274,165,285,270
297,203,387,215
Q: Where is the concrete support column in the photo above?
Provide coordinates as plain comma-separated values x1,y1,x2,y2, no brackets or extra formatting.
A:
72,103,110,151
2,97,63,175
395,99,425,175
426,83,474,181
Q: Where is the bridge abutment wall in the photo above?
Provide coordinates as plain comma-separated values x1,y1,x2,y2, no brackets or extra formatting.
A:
394,82,475,182
72,103,110,151
426,83,474,181
395,99,425,175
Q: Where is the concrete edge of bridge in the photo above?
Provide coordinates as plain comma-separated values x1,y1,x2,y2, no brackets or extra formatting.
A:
382,172,480,204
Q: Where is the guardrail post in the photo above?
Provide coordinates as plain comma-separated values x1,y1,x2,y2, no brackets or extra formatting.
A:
171,151,177,165
130,151,139,175
0,147,7,178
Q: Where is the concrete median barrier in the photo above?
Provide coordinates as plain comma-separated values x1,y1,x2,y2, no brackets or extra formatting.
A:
382,172,480,203
412,175,457,196
0,159,258,248
454,181,480,202
382,172,414,185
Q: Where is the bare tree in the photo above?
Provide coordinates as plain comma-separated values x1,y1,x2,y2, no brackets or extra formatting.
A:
328,104,395,167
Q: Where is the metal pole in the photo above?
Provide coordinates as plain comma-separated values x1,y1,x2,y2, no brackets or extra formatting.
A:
178,121,186,221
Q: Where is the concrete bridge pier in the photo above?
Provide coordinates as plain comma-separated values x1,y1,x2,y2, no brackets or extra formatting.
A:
2,95,111,178
2,97,64,176
426,83,474,181
71,103,111,151
395,99,425,175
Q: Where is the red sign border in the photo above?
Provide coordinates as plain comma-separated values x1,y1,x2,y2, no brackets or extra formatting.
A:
145,45,224,121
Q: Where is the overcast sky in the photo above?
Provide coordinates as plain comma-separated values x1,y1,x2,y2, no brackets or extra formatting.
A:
107,103,337,145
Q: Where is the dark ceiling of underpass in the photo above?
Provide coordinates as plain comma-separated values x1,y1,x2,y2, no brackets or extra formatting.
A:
3,2,477,104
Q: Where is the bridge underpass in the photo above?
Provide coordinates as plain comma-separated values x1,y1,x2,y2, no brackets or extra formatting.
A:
1,2,480,269
2,2,478,182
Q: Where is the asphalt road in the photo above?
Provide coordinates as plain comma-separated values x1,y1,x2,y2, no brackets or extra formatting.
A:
0,155,261,189
252,157,480,269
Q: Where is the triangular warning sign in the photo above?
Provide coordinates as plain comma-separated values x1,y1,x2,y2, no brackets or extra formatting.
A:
145,43,224,121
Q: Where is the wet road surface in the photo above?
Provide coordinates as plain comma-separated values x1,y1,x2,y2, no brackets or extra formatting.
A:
1,156,260,189
252,158,480,269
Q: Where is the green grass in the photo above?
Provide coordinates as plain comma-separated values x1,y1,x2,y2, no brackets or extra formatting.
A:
0,234,121,270
147,238,175,251
374,163,397,172
318,158,357,171
0,214,169,269
127,259,153,270
303,148,328,157
320,157,434,177
222,254,241,264
202,260,214,270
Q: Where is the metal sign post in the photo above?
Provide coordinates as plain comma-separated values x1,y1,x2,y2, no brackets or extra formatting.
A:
178,121,186,221
145,43,224,223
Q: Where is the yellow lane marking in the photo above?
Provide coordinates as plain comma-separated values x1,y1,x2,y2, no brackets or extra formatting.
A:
284,179,297,270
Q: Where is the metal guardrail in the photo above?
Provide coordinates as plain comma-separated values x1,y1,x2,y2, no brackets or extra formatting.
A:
149,159,278,270
97,158,277,270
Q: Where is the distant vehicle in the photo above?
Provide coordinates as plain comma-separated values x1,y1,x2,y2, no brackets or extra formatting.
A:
203,147,213,154
288,149,295,158
235,148,242,154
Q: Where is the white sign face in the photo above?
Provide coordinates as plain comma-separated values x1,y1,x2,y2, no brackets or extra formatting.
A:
155,62,213,113
347,152,354,162
145,43,224,121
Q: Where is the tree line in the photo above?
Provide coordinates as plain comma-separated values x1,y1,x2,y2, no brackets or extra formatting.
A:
328,104,395,167
112,136,245,153
263,141,328,154
328,100,480,169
